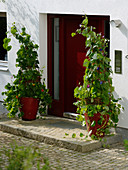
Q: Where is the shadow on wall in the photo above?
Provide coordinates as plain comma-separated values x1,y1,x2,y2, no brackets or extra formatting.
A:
119,22,128,38
114,91,127,121
0,70,12,104
0,101,8,114
6,0,39,42
110,20,128,38
0,73,9,114
119,96,128,123
114,92,128,140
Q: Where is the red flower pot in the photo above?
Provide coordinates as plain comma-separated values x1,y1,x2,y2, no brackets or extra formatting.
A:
84,112,109,138
20,97,39,121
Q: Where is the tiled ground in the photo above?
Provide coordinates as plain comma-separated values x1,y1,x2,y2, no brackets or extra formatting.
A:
0,131,128,170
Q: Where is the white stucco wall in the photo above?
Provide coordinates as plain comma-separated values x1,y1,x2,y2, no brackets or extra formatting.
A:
0,0,40,100
0,0,128,128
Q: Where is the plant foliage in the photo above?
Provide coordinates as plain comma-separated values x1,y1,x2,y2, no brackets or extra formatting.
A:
72,16,123,137
2,23,52,118
0,143,50,170
124,139,128,151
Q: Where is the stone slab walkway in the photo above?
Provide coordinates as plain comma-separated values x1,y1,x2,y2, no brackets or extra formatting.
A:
0,115,122,152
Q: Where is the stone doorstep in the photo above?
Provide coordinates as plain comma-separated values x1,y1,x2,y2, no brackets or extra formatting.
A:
63,112,79,120
63,112,84,120
0,123,122,153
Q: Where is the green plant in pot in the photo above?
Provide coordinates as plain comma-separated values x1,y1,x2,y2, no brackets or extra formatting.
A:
2,23,52,120
72,16,123,139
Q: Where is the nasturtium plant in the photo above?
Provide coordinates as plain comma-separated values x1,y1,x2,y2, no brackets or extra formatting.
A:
72,16,124,138
2,23,52,118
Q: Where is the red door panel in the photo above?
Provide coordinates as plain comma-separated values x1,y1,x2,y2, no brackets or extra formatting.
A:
64,17,85,112
48,15,110,117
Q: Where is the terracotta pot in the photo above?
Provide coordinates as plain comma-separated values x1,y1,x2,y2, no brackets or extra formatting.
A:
20,97,39,121
84,112,109,138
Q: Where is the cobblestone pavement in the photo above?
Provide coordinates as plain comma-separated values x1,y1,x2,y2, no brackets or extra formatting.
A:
0,131,128,170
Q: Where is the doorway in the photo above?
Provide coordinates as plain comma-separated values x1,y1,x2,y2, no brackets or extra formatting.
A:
48,14,110,117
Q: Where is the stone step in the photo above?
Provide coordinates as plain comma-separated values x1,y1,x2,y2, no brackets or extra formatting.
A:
0,117,123,152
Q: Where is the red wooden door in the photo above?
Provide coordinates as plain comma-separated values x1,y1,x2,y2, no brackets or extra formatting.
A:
48,15,109,117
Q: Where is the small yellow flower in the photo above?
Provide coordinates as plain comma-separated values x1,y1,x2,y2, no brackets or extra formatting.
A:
32,84,35,86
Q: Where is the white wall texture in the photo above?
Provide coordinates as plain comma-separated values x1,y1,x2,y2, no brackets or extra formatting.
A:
0,0,128,128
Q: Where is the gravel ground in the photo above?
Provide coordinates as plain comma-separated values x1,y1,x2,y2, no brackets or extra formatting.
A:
0,131,128,170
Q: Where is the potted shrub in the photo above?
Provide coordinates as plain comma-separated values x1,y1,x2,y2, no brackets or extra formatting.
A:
72,16,123,139
2,23,52,120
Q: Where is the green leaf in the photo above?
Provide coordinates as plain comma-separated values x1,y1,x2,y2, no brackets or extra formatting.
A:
91,134,97,140
65,133,69,136
87,120,90,124
71,32,76,37
80,133,84,137
2,92,5,95
91,120,96,127
103,144,106,148
3,37,11,44
91,98,94,103
11,27,17,34
76,29,81,34
104,106,109,111
3,38,12,51
83,59,89,67
85,135,88,140
97,105,101,110
103,138,107,143
111,114,119,123
86,49,91,56
21,27,26,32
76,114,84,122
98,119,102,125
6,46,12,51
124,139,128,145
92,53,97,59
82,17,88,26
72,133,76,138
88,130,92,136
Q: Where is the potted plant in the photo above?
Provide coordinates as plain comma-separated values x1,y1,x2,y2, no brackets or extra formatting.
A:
2,23,52,120
72,16,123,139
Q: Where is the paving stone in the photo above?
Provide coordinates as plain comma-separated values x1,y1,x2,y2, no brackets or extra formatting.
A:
0,116,128,169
